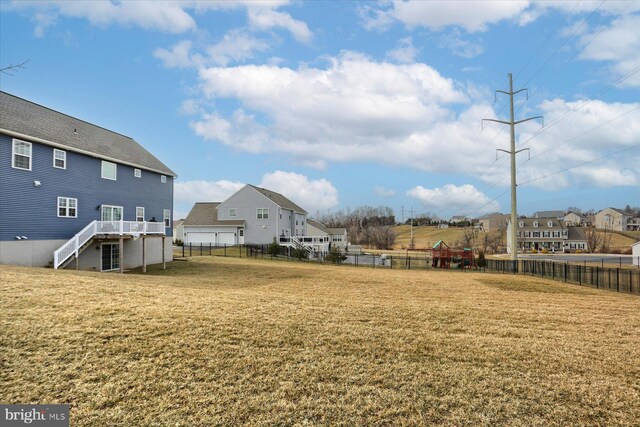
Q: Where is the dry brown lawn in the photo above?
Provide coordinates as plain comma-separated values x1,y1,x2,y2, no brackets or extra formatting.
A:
2,257,639,426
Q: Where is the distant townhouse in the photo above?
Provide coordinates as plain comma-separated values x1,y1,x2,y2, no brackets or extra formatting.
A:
633,242,640,267
173,219,185,243
506,218,587,253
478,212,508,232
563,212,581,227
0,91,175,271
594,208,639,231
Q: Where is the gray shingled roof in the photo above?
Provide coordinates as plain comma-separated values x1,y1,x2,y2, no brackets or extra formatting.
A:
327,227,347,235
533,210,565,219
183,202,245,226
566,227,586,241
248,184,307,214
307,219,329,233
515,218,565,228
0,91,175,176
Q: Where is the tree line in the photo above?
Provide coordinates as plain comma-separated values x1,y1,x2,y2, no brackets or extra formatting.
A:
318,206,396,249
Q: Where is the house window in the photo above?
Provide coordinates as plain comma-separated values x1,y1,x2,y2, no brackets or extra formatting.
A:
101,205,123,221
547,221,553,227
101,161,117,180
533,221,538,227
163,209,171,228
136,207,145,222
229,208,237,217
533,232,540,238
57,197,77,218
257,208,269,219
53,149,66,169
134,168,141,178
161,175,167,183
12,139,32,170
519,221,524,227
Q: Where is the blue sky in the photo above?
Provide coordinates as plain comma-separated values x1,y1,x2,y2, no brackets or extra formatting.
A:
1,1,638,221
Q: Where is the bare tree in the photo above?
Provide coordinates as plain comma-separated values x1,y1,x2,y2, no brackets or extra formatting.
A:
584,228,603,253
0,60,29,76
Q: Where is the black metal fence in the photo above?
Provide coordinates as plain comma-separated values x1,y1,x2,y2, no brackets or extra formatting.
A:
176,243,474,270
485,259,639,295
175,244,640,296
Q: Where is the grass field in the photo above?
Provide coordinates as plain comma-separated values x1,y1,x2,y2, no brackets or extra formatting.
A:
2,257,640,426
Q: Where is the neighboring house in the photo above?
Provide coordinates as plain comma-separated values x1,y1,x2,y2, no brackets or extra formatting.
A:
581,214,595,227
506,218,587,253
327,227,348,249
437,223,449,229
450,215,468,224
182,184,331,253
478,212,507,232
626,217,640,231
633,242,640,267
564,227,588,252
182,202,246,245
563,212,581,226
594,208,631,231
173,219,185,243
0,91,175,271
533,210,565,220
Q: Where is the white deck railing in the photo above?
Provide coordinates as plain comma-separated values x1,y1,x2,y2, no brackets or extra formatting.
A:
53,220,165,269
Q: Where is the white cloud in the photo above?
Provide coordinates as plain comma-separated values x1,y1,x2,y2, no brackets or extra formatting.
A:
385,37,418,64
383,0,530,32
407,184,499,215
207,30,269,66
9,0,311,42
154,40,200,68
259,171,339,214
577,14,640,87
189,53,639,193
247,7,312,43
173,179,245,219
438,31,485,58
10,0,196,34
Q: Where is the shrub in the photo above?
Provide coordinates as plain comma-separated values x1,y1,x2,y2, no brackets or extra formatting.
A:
174,239,183,246
531,249,538,254
541,248,548,254
326,246,347,264
575,249,582,254
268,237,281,256
477,251,487,270
292,242,309,260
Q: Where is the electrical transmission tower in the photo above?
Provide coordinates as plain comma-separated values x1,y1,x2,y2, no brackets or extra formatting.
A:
483,73,543,266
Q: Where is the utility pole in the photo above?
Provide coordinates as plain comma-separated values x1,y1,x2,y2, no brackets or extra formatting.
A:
483,73,542,268
410,207,414,248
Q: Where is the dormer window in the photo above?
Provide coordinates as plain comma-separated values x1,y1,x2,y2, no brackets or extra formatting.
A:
548,221,553,227
533,221,538,227
519,221,524,227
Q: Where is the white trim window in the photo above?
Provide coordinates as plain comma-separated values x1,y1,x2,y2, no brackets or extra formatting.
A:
161,175,167,183
136,207,145,222
101,161,117,180
229,208,237,217
163,209,171,228
57,197,77,218
53,149,66,169
257,208,269,219
134,168,142,178
12,139,32,170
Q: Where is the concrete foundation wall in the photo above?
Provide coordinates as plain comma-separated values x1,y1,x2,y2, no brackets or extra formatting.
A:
0,240,66,267
1,237,172,271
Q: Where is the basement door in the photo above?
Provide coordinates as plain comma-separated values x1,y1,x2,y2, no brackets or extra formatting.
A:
101,243,120,271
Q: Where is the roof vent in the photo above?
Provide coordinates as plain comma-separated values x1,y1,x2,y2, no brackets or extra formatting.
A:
73,128,77,134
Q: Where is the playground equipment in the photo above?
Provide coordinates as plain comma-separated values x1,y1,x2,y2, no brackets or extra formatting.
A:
406,240,475,269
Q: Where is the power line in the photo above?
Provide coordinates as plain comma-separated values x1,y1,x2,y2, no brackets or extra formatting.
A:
518,144,640,187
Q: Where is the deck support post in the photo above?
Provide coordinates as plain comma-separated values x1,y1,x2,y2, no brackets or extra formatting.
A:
119,237,124,274
162,237,166,270
142,237,147,273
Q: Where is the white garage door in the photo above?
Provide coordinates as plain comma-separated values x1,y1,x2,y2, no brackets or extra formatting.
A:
188,232,216,244
218,232,236,245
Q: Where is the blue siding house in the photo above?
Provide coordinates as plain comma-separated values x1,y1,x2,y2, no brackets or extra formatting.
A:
0,91,176,271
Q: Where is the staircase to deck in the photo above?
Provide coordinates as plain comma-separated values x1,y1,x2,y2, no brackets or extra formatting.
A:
53,220,165,269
